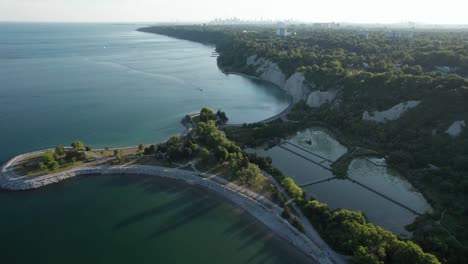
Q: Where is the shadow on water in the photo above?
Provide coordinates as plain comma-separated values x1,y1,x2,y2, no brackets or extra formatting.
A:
221,215,316,264
146,197,220,239
98,173,186,195
90,174,313,263
113,192,203,230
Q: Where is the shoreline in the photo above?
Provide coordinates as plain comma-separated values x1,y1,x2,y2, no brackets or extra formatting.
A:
216,59,295,125
0,32,342,263
0,153,338,264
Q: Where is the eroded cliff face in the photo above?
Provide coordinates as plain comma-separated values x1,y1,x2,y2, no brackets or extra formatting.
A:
246,55,336,107
247,55,286,88
446,120,466,137
306,90,337,108
362,101,421,123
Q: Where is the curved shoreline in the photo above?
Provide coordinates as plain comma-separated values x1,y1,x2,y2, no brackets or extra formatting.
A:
0,32,342,263
0,153,338,264
217,60,294,125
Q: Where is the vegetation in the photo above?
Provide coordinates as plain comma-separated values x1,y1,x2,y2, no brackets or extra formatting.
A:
136,25,468,263
71,141,84,150
304,200,440,264
17,141,90,176
139,25,468,263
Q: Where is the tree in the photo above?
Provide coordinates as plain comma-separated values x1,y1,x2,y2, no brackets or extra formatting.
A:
55,145,65,156
138,144,145,152
71,141,84,150
391,241,440,264
85,146,92,151
47,160,60,171
238,163,262,185
38,162,47,171
353,246,382,264
200,107,216,122
214,146,229,162
144,144,157,155
216,110,228,122
42,151,55,164
200,147,211,161
281,177,303,200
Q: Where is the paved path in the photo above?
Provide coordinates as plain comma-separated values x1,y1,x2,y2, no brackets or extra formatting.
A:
262,171,346,264
0,152,343,264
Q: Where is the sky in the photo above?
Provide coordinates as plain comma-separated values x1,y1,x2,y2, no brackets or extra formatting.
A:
0,0,467,24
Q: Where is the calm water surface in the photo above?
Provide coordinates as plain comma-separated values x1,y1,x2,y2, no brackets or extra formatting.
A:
251,128,431,236
0,175,311,263
0,22,288,162
0,23,305,263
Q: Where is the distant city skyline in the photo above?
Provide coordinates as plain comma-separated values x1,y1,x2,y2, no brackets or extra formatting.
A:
0,0,467,25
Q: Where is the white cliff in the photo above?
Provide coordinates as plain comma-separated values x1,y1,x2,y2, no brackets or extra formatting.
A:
446,120,465,137
247,55,336,106
247,55,286,88
363,101,421,123
283,72,311,102
306,90,337,108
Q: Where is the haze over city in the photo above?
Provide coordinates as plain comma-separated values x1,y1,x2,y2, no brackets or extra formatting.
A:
0,0,467,24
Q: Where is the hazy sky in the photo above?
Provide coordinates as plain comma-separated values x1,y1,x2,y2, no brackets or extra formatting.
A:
0,0,467,24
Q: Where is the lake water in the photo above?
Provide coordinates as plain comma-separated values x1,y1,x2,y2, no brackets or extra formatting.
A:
250,128,432,236
0,22,288,163
0,175,311,263
0,23,304,263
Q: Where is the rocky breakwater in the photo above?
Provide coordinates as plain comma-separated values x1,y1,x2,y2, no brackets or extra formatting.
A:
0,153,341,264
246,55,337,108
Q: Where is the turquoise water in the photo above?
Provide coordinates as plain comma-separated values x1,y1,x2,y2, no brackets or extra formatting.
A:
0,23,306,263
0,23,288,162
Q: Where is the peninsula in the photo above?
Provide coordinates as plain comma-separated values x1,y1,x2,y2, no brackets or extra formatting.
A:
0,108,343,264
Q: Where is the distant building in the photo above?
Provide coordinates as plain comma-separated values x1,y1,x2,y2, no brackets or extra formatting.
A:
354,30,369,39
385,31,413,39
386,31,401,39
312,22,339,29
402,31,414,39
277,23,288,37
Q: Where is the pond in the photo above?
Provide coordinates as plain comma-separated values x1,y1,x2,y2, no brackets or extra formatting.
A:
249,128,432,237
